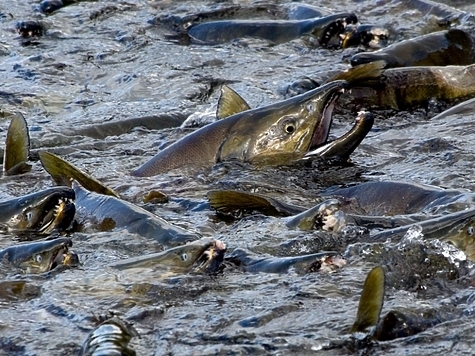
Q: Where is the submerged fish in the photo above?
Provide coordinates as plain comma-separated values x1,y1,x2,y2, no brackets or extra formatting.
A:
226,249,345,274
351,29,475,68
183,13,357,46
2,114,31,176
38,150,201,247
0,186,75,234
73,182,201,248
0,237,76,273
341,63,475,110
109,238,226,275
133,80,348,177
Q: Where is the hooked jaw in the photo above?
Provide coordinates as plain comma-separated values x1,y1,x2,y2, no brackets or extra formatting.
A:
308,81,348,151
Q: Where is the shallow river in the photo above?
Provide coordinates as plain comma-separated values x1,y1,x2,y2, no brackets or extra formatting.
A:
2,0,475,355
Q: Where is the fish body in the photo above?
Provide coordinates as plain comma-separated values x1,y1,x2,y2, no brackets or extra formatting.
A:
227,248,344,274
351,29,475,68
133,80,347,176
73,183,200,248
186,13,357,45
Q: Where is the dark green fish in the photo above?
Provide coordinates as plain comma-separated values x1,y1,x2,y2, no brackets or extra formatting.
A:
351,29,475,68
0,186,75,234
0,237,75,273
3,114,31,176
342,63,475,110
133,80,348,177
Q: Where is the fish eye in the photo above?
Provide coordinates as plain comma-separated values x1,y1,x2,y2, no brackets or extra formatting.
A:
281,118,296,134
35,254,42,263
181,253,189,261
25,211,33,221
468,226,474,236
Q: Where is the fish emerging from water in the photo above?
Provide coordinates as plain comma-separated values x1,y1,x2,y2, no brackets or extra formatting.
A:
109,237,226,275
176,13,357,46
133,80,348,176
0,186,76,234
0,237,78,273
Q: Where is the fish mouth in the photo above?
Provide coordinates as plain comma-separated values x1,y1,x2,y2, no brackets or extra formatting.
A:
319,13,358,47
47,240,75,271
15,238,74,273
309,82,347,151
18,188,76,234
37,197,76,234
191,240,227,275
306,252,346,273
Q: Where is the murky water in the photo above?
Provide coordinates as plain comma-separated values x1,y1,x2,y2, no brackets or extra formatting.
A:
2,0,475,355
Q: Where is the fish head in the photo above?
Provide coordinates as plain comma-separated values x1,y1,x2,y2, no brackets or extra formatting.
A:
17,238,74,273
218,80,347,165
7,187,76,234
164,238,227,274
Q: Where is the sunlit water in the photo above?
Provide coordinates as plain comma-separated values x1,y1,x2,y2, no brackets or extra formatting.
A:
1,0,475,355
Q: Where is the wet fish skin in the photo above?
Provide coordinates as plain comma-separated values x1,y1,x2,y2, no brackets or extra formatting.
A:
132,80,347,177
109,238,226,275
226,248,344,274
80,316,139,356
0,186,76,234
186,13,357,45
3,114,31,176
73,183,200,248
350,266,385,333
0,237,73,273
303,111,374,161
351,29,475,68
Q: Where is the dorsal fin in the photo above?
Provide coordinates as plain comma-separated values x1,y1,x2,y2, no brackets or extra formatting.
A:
350,266,385,333
3,114,32,175
38,151,120,198
326,60,386,87
207,190,304,217
216,85,251,119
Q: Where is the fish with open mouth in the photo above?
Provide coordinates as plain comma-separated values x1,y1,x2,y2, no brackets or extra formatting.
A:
109,238,226,275
133,80,348,176
0,237,77,273
0,186,75,234
170,13,357,46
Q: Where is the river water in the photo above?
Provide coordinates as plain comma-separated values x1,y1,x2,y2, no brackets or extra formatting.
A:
1,0,475,355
